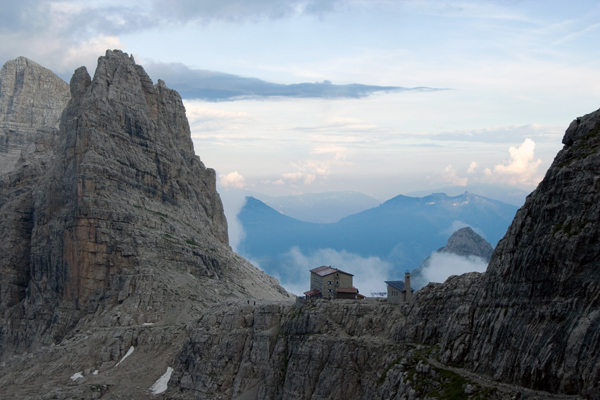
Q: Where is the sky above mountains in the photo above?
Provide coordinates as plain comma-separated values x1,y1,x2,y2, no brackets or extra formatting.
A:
2,0,599,200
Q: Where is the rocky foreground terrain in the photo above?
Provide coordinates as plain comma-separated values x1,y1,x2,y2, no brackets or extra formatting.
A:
0,51,598,400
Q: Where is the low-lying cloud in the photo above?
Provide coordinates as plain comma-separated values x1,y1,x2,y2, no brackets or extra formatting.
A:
280,247,393,296
421,252,488,285
217,186,248,252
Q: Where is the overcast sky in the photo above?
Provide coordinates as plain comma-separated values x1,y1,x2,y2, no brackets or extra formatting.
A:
2,0,599,200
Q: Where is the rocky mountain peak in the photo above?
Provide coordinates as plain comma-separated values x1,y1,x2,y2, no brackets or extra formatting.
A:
0,50,288,358
410,226,492,289
0,56,70,174
440,226,493,260
0,56,70,128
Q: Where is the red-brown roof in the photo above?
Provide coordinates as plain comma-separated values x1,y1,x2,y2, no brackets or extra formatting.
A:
336,286,358,294
303,289,321,296
310,265,354,277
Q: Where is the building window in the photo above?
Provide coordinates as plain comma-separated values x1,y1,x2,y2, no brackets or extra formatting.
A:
328,289,333,293
335,281,339,285
328,281,333,285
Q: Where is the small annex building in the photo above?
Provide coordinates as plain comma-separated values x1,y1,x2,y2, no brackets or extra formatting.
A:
385,271,413,304
304,266,362,300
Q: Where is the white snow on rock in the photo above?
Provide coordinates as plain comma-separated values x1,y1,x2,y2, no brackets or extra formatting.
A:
115,346,134,367
70,372,83,381
142,323,154,326
92,370,99,375
149,366,174,395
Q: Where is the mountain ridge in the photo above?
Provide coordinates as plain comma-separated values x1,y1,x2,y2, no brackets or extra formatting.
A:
238,191,518,291
0,52,598,399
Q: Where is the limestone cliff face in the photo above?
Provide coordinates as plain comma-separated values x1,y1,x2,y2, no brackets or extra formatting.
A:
404,108,600,397
461,108,600,396
0,51,288,357
0,56,70,174
0,57,69,330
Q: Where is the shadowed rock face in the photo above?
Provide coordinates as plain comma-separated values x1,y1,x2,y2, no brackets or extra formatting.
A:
0,58,70,322
405,107,600,397
0,50,288,357
464,108,600,395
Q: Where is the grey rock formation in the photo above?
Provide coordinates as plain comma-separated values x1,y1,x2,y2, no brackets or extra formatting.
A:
411,227,493,289
403,107,600,397
0,51,289,359
168,299,555,400
439,227,493,259
0,56,70,174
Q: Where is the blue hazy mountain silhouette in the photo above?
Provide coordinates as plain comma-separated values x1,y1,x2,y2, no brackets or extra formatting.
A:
238,192,518,285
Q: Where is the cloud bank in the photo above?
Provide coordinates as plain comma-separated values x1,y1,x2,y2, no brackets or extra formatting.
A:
279,247,393,297
421,252,488,285
143,62,440,101
432,138,544,189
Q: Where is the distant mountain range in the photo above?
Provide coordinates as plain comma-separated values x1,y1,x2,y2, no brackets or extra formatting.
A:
407,184,531,207
237,192,518,287
249,191,381,223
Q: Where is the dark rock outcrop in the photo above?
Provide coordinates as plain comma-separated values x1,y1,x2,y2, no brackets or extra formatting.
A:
405,107,600,398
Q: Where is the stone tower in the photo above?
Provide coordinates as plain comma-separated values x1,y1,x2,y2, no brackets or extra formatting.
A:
404,270,412,302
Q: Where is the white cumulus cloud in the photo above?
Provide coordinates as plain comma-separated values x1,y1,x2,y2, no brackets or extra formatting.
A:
439,165,468,186
219,171,246,189
467,161,478,174
485,138,542,185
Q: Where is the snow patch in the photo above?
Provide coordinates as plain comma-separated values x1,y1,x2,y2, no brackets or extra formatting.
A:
92,370,99,375
115,346,134,367
70,372,83,381
149,366,174,395
142,323,154,326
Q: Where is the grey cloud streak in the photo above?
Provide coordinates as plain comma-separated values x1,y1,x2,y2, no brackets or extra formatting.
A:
3,0,344,38
150,0,342,24
144,62,443,101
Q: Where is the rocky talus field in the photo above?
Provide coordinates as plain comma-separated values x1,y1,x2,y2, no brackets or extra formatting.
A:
0,50,598,400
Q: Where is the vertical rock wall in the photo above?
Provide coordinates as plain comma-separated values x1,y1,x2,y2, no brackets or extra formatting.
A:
403,107,600,397
0,51,288,357
0,56,70,173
